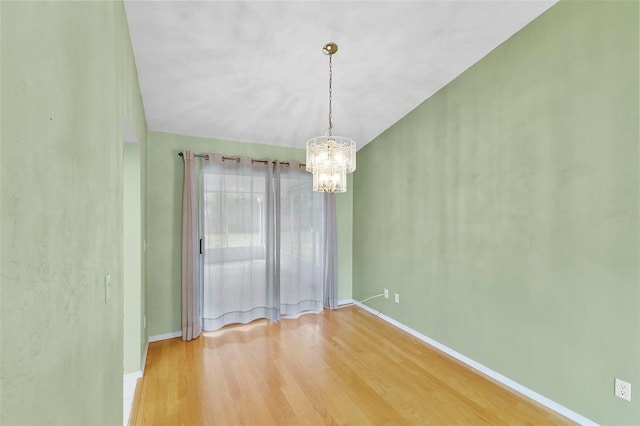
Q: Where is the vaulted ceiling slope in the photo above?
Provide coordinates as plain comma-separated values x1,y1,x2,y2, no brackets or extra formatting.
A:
125,0,557,150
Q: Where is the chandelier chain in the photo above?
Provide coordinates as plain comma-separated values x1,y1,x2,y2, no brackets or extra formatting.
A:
328,54,333,136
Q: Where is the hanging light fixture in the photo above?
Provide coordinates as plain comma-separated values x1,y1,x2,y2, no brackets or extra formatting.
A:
306,42,356,193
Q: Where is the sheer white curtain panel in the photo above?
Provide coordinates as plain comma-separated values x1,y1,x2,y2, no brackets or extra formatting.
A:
276,161,325,317
201,155,278,331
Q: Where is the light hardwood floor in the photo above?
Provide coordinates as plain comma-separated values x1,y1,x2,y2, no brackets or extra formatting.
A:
130,305,572,425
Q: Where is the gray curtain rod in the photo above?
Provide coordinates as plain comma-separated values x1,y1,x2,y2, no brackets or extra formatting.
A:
178,151,306,168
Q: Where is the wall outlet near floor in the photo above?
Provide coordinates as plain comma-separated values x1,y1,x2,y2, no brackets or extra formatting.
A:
384,288,389,299
615,378,631,402
394,293,400,303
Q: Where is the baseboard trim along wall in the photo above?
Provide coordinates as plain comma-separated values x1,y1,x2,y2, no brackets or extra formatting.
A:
148,331,181,342
123,371,142,426
141,340,149,375
352,300,598,426
123,338,151,425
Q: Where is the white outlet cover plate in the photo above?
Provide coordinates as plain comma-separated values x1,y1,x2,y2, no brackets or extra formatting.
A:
384,289,389,298
394,293,400,303
105,273,111,303
615,378,631,402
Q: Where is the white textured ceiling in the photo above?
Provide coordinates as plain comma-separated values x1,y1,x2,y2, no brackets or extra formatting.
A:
125,0,557,150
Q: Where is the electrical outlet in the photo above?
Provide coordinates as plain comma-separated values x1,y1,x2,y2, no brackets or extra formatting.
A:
394,293,400,303
104,273,111,303
384,288,389,299
143,315,147,329
615,378,631,402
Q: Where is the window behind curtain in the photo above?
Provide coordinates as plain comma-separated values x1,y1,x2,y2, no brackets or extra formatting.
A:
201,158,277,331
278,163,324,317
200,157,324,331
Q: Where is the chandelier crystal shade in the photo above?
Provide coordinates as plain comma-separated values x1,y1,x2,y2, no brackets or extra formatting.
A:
306,42,356,193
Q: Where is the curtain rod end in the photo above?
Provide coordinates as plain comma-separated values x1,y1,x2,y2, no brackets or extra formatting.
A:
178,152,184,157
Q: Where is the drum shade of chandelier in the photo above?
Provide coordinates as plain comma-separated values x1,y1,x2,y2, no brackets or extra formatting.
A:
306,42,356,193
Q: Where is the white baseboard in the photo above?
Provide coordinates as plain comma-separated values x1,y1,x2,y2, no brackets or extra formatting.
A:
123,371,141,398
123,371,142,426
148,331,181,342
140,340,149,375
123,370,142,382
353,301,597,426
338,298,354,306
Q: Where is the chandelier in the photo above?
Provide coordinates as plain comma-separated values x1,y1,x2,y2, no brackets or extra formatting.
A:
306,42,356,193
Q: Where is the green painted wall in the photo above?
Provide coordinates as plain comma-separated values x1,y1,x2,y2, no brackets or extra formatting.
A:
121,9,149,378
353,1,639,424
337,175,353,302
147,132,354,336
1,1,147,424
124,142,142,374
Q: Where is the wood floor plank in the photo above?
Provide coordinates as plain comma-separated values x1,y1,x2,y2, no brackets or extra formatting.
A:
131,306,573,425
